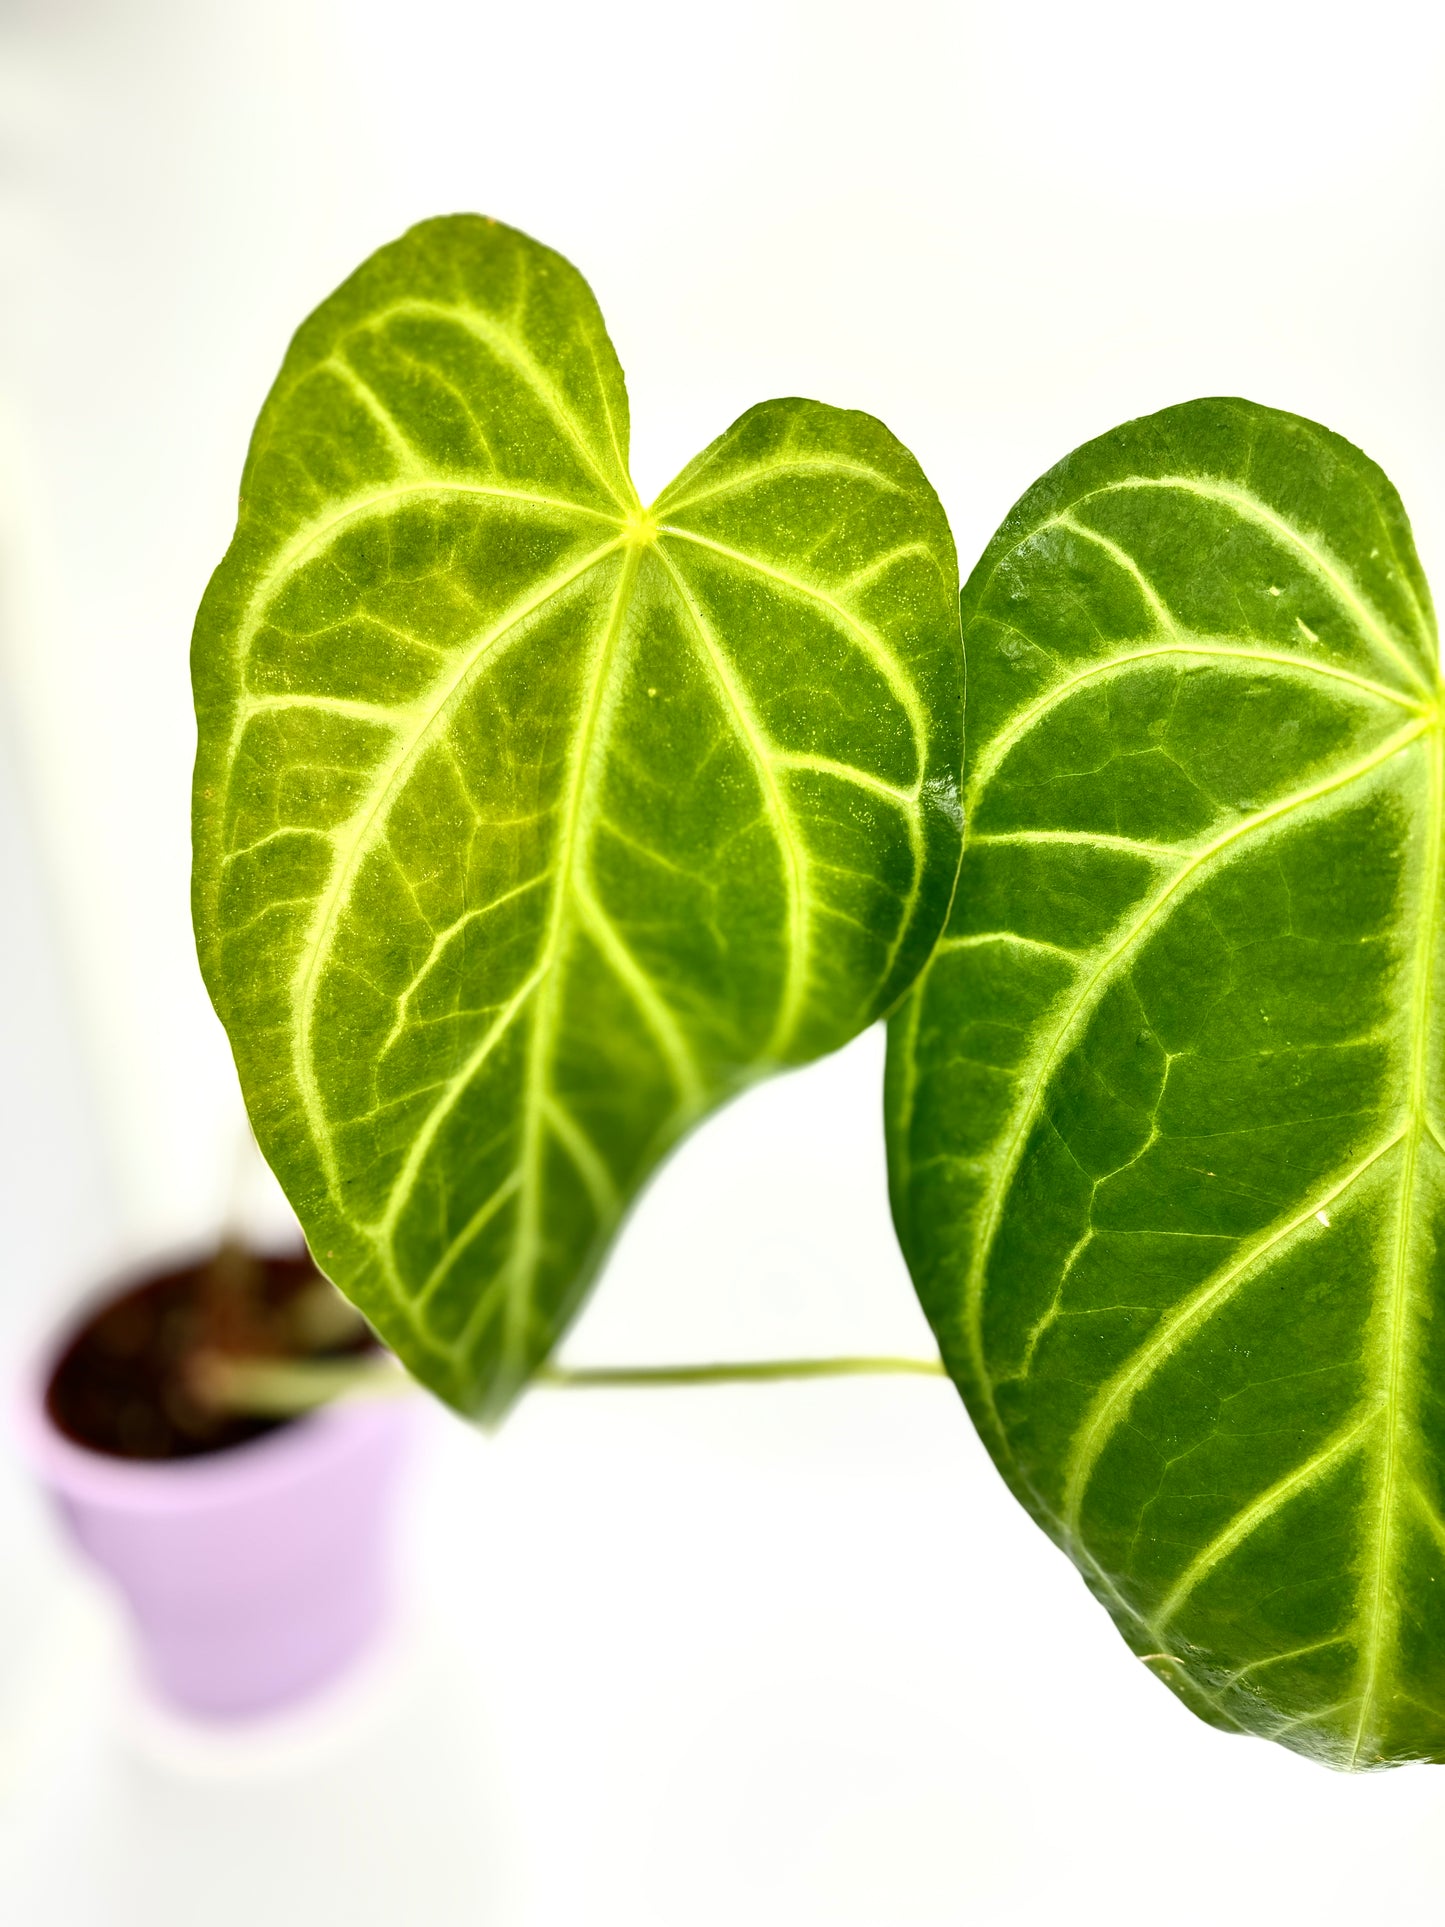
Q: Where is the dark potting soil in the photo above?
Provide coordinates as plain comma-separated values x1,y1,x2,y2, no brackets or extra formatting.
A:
46,1245,376,1461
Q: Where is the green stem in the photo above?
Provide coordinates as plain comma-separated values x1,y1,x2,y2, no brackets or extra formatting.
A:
537,1355,947,1390
192,1353,412,1418
198,1351,946,1417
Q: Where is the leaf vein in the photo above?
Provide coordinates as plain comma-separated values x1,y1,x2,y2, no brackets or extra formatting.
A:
972,718,1428,1459
1153,1412,1377,1630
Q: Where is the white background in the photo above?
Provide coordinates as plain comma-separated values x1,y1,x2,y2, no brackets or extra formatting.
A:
3,1,1445,1920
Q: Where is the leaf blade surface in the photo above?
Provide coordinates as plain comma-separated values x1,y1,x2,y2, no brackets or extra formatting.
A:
194,215,962,1417
886,397,1445,1766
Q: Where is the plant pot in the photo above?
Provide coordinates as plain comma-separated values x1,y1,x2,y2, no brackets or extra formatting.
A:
15,1255,412,1721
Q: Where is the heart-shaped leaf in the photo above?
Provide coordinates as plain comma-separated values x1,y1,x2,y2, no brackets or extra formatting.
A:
886,397,1445,1767
193,216,962,1418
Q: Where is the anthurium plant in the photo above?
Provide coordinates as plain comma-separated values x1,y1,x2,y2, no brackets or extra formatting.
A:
193,217,1445,1771
886,400,1445,1769
191,215,963,1418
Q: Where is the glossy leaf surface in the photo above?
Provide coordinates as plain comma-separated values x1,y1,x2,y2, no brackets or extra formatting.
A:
887,398,1445,1766
194,216,962,1418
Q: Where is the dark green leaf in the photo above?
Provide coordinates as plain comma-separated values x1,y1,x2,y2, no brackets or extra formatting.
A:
193,215,962,1418
886,397,1445,1767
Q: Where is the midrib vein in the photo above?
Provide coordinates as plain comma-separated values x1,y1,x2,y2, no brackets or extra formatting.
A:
1351,716,1445,1764
654,543,809,1059
502,545,644,1380
959,716,1430,1451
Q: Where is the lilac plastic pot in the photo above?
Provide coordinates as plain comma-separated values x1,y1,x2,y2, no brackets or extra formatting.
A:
17,1320,411,1722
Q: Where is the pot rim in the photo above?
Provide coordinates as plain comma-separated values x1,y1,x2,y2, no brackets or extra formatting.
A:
11,1242,408,1515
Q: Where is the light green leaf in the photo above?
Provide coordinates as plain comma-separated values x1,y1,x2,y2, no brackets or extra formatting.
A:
886,397,1445,1767
193,215,962,1419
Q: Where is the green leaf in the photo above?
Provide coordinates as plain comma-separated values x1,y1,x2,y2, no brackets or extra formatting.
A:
193,215,962,1420
886,397,1445,1768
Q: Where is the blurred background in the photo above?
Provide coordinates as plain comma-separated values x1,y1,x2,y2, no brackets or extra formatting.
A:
4,1,1445,1920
